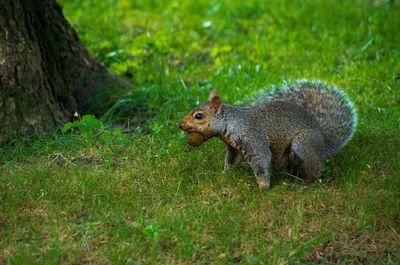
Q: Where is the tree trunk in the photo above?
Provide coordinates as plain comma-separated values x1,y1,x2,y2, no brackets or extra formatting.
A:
0,0,130,142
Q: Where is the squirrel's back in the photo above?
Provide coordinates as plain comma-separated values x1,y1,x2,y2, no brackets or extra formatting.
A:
258,80,357,156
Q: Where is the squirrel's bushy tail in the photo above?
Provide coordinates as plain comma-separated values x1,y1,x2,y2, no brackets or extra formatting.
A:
269,80,357,156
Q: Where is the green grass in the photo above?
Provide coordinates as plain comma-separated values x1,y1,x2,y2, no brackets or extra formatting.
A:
1,0,400,263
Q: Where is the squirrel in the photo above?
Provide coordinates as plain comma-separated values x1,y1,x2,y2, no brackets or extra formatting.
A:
179,80,357,189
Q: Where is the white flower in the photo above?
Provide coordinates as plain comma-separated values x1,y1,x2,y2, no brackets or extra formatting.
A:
203,21,212,28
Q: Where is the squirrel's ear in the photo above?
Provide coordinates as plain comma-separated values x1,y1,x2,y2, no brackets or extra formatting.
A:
209,90,223,115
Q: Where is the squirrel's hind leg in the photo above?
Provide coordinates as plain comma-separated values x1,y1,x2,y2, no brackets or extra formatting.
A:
224,145,241,171
289,131,327,181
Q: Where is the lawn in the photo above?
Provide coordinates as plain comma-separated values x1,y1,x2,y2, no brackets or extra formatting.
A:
1,0,400,264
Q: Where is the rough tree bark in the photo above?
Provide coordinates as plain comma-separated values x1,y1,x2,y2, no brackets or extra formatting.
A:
0,0,130,142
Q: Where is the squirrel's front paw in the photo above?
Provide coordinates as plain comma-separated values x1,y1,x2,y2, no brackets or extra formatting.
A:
257,179,270,189
223,164,233,172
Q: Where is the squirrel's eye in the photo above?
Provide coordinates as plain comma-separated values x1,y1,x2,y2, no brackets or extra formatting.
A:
194,113,204,120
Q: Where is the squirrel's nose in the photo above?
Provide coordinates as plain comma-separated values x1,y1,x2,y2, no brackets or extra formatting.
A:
179,123,192,131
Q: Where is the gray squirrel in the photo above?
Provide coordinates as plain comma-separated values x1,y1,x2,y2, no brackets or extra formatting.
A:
179,80,357,189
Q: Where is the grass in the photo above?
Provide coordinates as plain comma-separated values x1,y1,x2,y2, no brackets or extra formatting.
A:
1,0,400,263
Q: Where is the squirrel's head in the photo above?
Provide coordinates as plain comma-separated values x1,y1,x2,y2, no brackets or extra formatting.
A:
179,90,223,143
